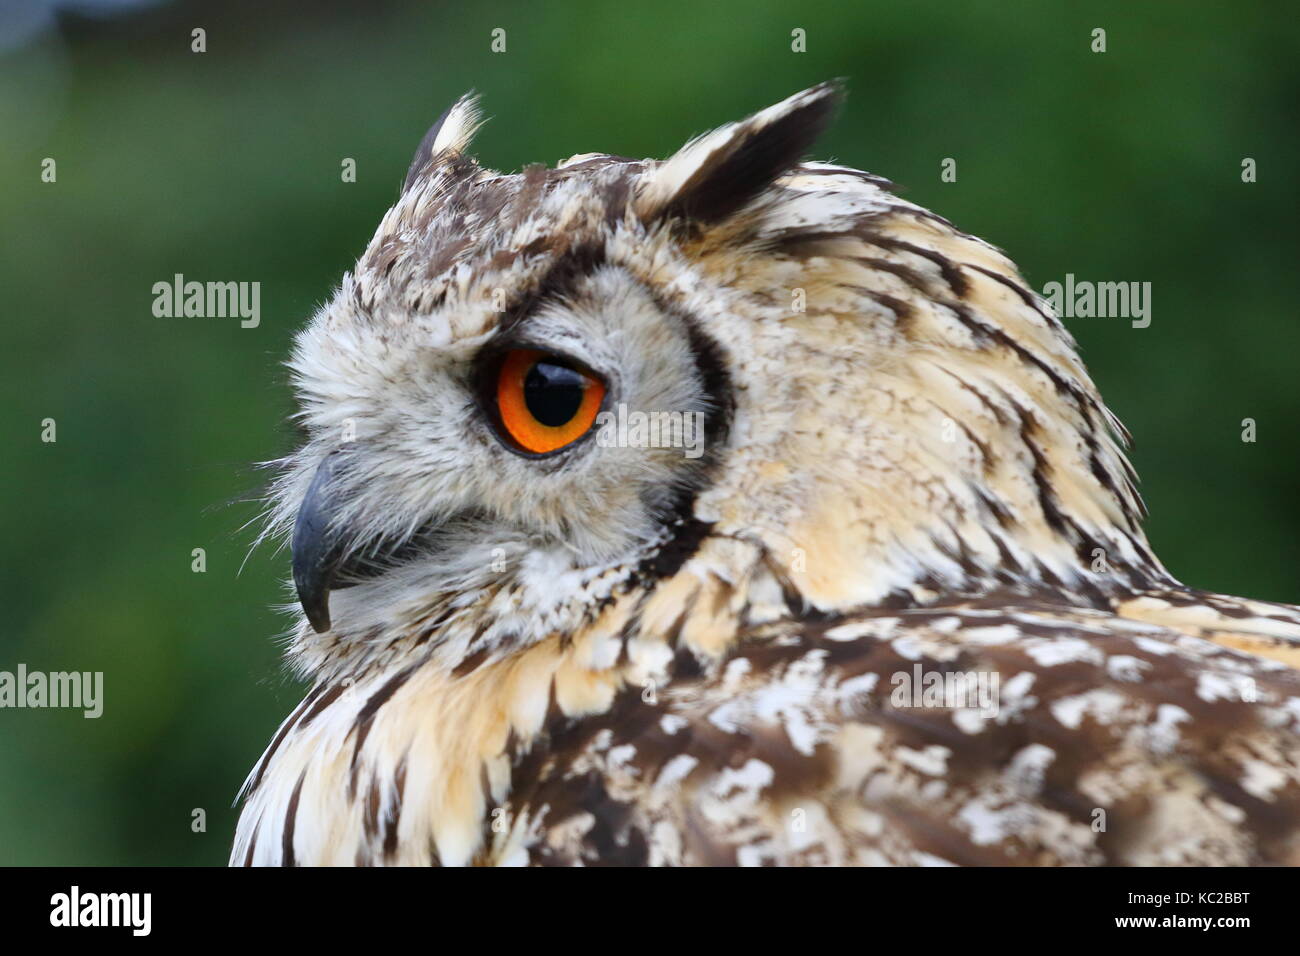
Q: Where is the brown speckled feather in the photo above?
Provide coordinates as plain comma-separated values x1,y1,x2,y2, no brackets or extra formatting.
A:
495,593,1300,866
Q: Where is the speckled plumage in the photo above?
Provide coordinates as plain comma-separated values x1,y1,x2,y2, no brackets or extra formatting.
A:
231,84,1300,866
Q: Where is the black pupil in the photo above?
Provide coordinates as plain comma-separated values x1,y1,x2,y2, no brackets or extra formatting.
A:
524,360,587,427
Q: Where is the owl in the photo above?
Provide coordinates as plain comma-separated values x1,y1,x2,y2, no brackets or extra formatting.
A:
232,83,1300,866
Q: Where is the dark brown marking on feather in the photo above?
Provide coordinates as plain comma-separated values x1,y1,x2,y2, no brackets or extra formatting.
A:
641,519,715,581
744,722,836,802
500,728,523,768
888,803,1023,866
759,548,822,620
988,533,1025,582
507,683,668,865
671,643,706,681
407,155,480,234
764,228,859,257
952,418,995,472
364,776,382,842
241,815,260,866
640,283,736,455
470,185,515,227
1071,572,1117,611
1035,560,1067,590
652,82,842,226
299,682,345,728
839,284,915,330
485,247,522,273
1115,531,1164,588
505,164,550,229
661,605,693,655
490,240,608,342
453,644,492,677
933,365,1010,427
965,263,1068,334
1085,442,1139,533
944,300,1089,414
616,598,648,667
1014,405,1069,537
860,233,970,297
350,664,421,789
796,164,897,193
600,173,634,228
1008,409,1137,586
543,675,566,730
403,99,470,192
933,526,987,582
1201,776,1299,862
421,236,472,281
379,759,405,863
460,614,497,654
851,255,932,295
370,240,405,283
1189,591,1259,620
902,205,965,235
245,684,323,797
413,602,460,647
281,770,306,867
543,773,651,866
479,763,494,815
555,155,643,175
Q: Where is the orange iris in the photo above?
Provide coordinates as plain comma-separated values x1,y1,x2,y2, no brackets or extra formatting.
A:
495,349,605,454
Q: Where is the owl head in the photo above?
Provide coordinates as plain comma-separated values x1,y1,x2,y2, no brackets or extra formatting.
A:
269,83,1164,675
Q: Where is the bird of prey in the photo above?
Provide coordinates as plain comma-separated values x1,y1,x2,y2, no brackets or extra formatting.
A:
232,83,1300,866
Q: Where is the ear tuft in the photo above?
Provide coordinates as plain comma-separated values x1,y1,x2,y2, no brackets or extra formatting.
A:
403,92,485,191
638,81,844,226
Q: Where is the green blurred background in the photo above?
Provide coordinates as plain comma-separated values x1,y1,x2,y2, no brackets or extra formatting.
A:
1,0,1296,865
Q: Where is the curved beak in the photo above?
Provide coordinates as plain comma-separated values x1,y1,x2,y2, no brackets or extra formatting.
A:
291,453,347,634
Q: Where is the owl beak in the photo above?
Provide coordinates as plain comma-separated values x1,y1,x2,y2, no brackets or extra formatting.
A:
292,453,347,634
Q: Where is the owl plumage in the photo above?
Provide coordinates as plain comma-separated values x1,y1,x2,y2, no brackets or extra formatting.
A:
231,83,1300,866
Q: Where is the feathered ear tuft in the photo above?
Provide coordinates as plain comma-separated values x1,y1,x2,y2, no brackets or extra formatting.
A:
637,81,843,225
403,92,485,191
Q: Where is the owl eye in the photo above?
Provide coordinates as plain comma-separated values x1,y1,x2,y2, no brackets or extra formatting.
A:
494,349,606,454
